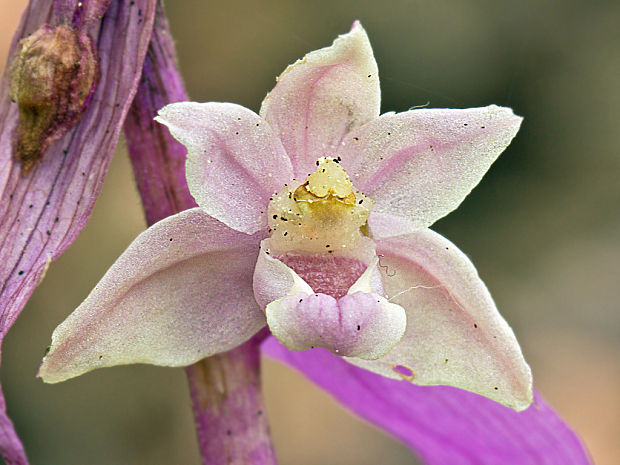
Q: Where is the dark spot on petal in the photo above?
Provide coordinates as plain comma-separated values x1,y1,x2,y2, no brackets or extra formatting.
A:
18,270,24,275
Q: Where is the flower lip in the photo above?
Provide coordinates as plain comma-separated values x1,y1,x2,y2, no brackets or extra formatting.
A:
257,248,406,360
266,290,406,360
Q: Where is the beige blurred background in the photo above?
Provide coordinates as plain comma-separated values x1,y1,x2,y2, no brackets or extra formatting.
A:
1,1,619,464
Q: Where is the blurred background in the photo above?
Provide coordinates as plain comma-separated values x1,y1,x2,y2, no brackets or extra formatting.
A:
1,0,619,464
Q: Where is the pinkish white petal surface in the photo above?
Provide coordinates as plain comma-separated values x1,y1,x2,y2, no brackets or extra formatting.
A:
260,22,380,178
252,240,313,310
266,291,405,359
341,106,522,231
155,102,293,234
39,208,266,383
347,229,533,411
346,256,385,296
366,211,420,239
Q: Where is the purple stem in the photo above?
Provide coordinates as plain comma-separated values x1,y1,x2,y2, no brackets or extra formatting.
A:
186,333,277,465
123,4,276,464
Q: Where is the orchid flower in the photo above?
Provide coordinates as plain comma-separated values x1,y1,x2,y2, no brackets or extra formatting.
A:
38,21,534,413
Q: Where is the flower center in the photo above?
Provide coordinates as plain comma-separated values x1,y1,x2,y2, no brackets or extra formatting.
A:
267,157,373,255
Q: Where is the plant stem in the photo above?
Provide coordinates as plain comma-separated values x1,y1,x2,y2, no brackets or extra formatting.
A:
186,333,276,465
123,3,276,463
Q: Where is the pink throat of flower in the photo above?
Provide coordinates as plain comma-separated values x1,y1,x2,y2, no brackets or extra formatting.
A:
277,253,368,299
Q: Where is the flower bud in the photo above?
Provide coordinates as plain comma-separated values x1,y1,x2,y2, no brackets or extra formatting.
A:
9,24,98,173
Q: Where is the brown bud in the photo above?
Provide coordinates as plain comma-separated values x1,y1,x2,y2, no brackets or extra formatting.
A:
8,24,98,173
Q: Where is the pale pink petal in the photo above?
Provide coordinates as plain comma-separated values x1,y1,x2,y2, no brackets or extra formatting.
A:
155,102,293,234
366,211,419,239
346,255,386,297
341,105,522,230
346,228,533,411
39,208,266,383
260,22,380,178
266,292,405,360
252,239,313,310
